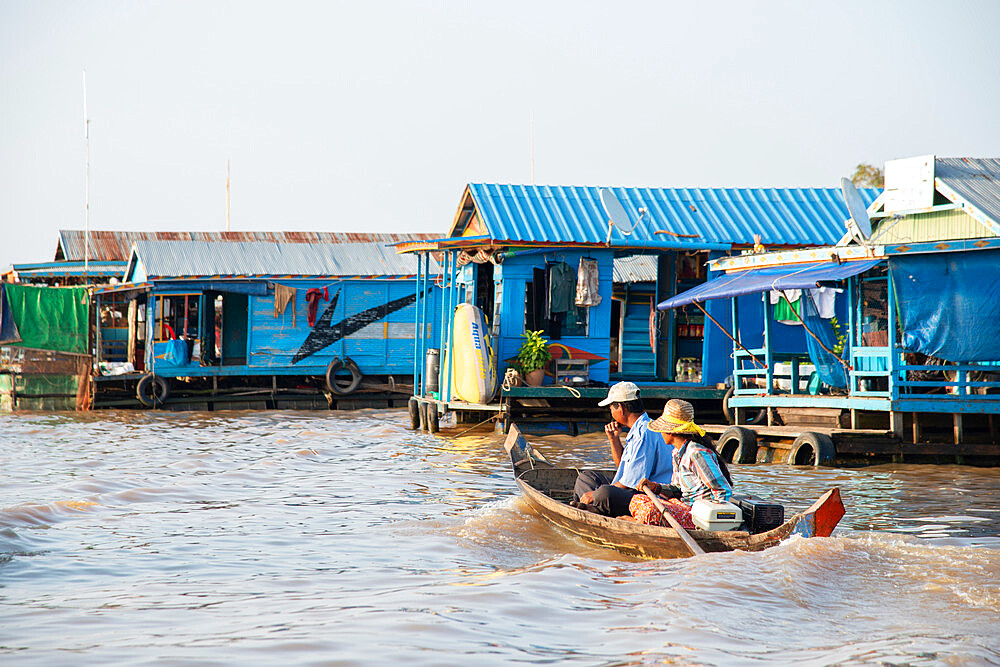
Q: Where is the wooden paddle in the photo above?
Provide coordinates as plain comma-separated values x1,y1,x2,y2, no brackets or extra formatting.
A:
640,483,705,556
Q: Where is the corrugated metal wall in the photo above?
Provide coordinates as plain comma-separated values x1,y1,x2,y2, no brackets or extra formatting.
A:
873,209,994,244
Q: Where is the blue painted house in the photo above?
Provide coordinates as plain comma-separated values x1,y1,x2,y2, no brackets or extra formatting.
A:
94,238,442,407
660,156,1000,459
399,183,878,419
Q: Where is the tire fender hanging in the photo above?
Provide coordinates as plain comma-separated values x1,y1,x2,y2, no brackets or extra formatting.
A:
325,357,363,396
136,373,170,408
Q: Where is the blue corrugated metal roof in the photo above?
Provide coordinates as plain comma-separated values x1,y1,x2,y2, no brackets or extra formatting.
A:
129,240,437,279
466,184,880,247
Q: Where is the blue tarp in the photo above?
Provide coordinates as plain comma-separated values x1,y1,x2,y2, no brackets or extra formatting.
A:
0,284,22,345
657,259,883,309
891,250,1000,362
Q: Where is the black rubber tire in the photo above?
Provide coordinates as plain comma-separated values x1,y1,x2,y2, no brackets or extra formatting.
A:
407,397,420,430
722,386,766,425
136,373,170,408
789,431,836,466
326,357,363,396
427,404,440,433
717,426,758,464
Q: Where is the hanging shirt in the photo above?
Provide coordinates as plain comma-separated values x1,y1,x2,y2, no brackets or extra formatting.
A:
810,287,841,319
612,413,674,489
576,257,602,307
548,262,576,315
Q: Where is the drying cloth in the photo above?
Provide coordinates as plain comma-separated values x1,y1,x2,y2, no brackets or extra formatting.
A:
773,294,802,325
810,286,841,319
304,287,329,327
769,289,801,304
548,262,576,315
576,257,602,307
274,284,297,326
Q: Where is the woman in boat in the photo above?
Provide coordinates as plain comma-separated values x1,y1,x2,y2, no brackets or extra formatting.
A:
630,399,734,528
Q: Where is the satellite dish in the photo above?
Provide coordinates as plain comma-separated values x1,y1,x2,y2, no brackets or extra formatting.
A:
840,177,872,241
600,188,634,244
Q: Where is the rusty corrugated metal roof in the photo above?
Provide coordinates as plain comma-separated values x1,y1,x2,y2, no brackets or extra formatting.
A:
128,240,440,279
56,230,438,262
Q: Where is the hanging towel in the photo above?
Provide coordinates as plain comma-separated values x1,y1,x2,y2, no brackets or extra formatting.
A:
810,287,841,319
274,284,297,326
304,287,329,327
576,257,601,307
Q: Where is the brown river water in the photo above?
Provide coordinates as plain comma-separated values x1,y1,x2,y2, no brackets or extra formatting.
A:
1,410,998,665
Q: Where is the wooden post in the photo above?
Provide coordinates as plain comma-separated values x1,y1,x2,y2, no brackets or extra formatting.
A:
911,412,921,445
850,408,859,430
953,413,963,445
890,410,904,439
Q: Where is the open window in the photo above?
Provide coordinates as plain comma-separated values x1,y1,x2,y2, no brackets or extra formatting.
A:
523,262,588,340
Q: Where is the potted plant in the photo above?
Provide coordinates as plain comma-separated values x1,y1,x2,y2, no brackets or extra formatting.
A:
515,329,552,386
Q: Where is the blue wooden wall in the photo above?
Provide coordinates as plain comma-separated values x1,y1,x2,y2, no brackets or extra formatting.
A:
495,250,614,384
148,278,441,378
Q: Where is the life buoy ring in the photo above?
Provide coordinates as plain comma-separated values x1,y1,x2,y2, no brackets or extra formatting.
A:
136,373,170,408
326,357,362,395
789,431,836,466
717,426,758,464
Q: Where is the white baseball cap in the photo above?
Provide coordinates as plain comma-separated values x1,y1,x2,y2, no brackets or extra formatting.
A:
598,381,640,407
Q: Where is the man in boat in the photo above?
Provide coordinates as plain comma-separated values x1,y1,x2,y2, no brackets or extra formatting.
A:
571,381,674,516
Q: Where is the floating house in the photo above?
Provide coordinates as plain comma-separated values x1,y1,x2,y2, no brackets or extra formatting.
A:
2,232,442,411
398,183,878,432
659,156,1000,464
87,239,443,409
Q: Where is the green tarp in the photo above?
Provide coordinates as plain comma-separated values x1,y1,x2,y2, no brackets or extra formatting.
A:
1,284,89,354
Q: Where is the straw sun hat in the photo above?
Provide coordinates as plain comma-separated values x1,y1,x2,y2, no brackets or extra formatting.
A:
648,399,703,436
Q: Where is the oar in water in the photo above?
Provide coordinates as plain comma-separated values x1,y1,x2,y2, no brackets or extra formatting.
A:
639,483,705,556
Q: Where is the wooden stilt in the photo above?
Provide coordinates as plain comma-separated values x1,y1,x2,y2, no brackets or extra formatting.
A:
890,411,904,439
953,413,964,446
911,412,921,445
850,408,859,430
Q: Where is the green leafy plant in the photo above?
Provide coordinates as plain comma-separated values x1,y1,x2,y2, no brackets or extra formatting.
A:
830,317,847,356
515,329,552,373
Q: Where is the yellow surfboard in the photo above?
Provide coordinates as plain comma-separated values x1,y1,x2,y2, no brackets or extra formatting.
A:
451,303,497,403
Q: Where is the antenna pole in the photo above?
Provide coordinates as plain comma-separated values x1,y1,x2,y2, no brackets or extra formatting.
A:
529,111,535,185
83,69,90,279
226,159,230,232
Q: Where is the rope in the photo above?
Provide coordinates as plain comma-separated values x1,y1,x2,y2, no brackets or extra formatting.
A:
559,384,582,398
691,301,765,369
501,368,522,392
778,290,854,373
447,415,500,438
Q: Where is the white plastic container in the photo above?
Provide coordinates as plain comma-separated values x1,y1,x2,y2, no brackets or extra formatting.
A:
691,498,743,531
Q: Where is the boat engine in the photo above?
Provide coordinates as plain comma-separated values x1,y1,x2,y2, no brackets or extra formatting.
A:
691,499,743,531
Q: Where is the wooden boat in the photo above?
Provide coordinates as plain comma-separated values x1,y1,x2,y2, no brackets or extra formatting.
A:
505,424,845,559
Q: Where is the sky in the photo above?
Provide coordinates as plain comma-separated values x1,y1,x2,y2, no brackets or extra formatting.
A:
2,0,1000,270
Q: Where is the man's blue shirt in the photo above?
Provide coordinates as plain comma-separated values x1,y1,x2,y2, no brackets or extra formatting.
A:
611,413,674,489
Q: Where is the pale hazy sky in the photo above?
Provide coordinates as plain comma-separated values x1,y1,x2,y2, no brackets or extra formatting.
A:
2,0,999,270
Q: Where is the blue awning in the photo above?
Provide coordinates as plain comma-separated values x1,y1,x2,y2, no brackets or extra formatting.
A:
657,259,883,310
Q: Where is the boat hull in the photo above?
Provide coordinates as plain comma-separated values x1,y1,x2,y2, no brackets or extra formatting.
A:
505,424,844,559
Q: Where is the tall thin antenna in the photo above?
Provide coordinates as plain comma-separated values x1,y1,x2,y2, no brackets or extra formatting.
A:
83,69,90,279
529,111,535,185
226,159,231,232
